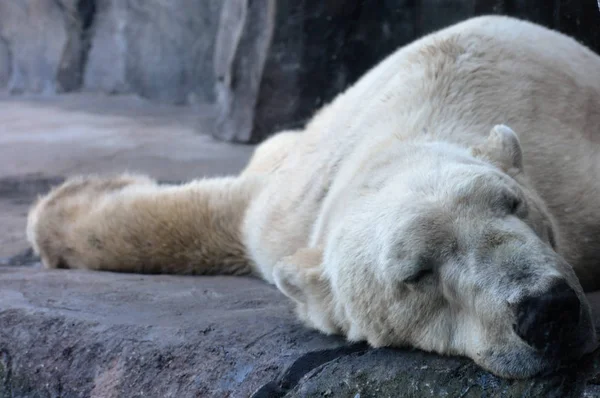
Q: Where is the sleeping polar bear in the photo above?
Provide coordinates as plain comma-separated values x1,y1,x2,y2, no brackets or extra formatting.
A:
26,15,600,378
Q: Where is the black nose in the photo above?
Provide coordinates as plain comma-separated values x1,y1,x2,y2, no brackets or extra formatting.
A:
513,281,581,359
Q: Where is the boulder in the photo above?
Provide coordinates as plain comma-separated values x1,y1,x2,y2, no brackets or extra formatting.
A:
285,349,599,397
1,267,600,397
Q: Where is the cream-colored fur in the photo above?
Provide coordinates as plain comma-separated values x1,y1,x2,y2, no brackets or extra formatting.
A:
27,173,262,275
241,130,300,176
27,16,600,378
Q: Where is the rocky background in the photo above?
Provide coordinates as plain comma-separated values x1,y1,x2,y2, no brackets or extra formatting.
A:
1,0,599,143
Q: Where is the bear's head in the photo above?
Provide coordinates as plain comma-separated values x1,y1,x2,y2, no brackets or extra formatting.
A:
274,125,597,379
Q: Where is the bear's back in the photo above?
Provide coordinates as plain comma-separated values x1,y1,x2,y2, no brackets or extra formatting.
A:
242,16,600,280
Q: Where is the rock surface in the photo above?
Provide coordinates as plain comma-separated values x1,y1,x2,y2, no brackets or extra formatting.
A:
0,1,87,94
206,0,600,142
83,0,222,105
212,0,274,143
0,267,354,397
0,0,222,105
1,267,600,397
285,349,599,398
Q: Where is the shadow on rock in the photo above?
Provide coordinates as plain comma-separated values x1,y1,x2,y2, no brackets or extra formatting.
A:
282,346,600,398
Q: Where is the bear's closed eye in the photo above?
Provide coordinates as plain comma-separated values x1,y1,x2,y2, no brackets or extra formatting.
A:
404,268,434,284
508,197,522,214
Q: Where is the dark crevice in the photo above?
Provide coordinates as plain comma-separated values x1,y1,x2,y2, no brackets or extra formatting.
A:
250,343,370,398
76,0,97,90
78,0,96,32
0,348,13,396
56,0,97,91
0,174,180,201
0,35,12,89
0,248,40,267
0,174,65,200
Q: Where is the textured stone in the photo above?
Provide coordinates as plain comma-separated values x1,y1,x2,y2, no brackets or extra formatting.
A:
0,1,86,94
212,0,275,143
251,0,420,142
211,0,422,143
0,267,352,397
83,0,222,105
0,36,10,88
285,349,600,398
264,0,599,143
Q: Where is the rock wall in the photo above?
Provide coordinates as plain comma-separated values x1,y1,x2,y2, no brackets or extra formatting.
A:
83,0,222,105
0,1,87,94
0,0,599,142
239,0,600,143
0,0,221,104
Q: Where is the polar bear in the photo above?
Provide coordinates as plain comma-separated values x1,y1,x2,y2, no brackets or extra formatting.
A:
26,15,600,378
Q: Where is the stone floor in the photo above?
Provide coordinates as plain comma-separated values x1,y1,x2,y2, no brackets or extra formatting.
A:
1,94,600,397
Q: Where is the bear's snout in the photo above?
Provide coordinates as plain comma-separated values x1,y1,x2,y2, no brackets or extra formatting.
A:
513,280,582,360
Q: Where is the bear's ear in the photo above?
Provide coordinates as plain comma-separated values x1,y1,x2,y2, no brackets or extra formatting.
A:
471,125,523,173
273,247,328,304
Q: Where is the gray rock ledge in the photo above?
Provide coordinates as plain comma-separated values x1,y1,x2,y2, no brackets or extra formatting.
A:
1,267,599,398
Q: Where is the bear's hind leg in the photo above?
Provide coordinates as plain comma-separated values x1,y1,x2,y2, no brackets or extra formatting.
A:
26,173,263,275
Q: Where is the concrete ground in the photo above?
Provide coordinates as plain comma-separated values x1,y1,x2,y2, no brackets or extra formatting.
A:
0,93,255,259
